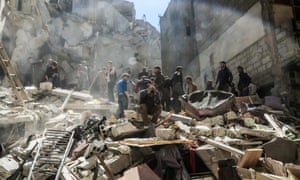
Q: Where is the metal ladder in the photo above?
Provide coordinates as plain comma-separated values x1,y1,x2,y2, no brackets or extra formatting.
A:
28,129,75,180
0,42,29,101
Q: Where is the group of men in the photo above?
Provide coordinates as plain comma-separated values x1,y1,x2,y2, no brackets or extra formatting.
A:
115,65,200,130
42,59,252,130
215,61,252,96
115,61,253,128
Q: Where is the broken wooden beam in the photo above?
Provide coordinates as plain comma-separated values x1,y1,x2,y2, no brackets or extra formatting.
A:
238,149,262,168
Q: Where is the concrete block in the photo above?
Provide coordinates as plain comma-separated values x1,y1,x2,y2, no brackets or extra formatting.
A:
111,122,137,137
22,161,32,177
77,155,98,170
0,155,19,179
84,140,105,158
124,110,138,121
105,154,130,174
40,82,53,91
197,115,224,127
155,128,176,140
212,126,226,137
107,144,131,155
224,111,238,121
190,125,212,136
243,118,255,127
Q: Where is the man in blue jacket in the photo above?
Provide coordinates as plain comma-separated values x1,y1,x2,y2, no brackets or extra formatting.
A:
116,73,130,119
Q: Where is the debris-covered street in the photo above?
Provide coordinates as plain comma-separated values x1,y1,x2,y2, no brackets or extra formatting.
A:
1,84,300,180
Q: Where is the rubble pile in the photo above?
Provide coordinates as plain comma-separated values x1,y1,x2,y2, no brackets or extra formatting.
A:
0,89,300,179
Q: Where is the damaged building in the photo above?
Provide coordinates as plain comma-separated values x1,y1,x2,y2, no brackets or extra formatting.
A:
160,0,300,114
0,0,300,180
1,0,161,88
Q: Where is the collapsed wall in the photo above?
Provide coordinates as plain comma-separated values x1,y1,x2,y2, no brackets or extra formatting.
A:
0,0,161,88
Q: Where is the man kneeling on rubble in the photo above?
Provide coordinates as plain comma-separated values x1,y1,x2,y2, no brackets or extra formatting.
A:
139,84,162,129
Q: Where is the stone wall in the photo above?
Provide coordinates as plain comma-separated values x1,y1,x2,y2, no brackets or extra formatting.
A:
229,6,298,84
208,2,299,98
198,2,266,88
161,0,300,106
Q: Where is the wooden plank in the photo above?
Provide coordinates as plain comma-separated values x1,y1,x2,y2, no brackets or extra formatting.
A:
120,138,192,147
238,148,262,168
234,95,257,103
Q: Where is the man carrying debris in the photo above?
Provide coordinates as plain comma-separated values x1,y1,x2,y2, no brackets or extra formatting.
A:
216,61,233,92
138,84,162,125
44,60,59,88
116,73,130,119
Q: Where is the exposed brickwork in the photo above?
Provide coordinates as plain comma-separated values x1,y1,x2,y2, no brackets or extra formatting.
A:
218,20,298,88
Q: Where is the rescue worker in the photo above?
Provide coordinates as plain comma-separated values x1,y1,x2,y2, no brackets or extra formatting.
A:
44,60,59,88
139,84,162,124
115,73,130,119
237,66,251,96
216,61,233,91
171,66,184,113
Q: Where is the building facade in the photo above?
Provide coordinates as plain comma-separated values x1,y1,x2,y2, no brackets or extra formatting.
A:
160,0,300,111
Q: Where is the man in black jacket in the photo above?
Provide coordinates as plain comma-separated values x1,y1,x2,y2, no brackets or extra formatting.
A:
237,66,251,96
139,84,162,124
216,61,233,91
171,66,184,113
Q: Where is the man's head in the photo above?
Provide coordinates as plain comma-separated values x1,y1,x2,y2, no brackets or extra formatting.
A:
52,61,58,68
153,65,161,73
176,66,183,72
146,84,156,95
121,73,130,80
185,76,193,84
220,61,226,69
107,61,113,68
237,66,243,73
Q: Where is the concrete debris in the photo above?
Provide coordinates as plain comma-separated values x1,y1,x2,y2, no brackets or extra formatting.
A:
155,127,176,140
0,87,300,180
0,155,19,179
111,121,137,137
